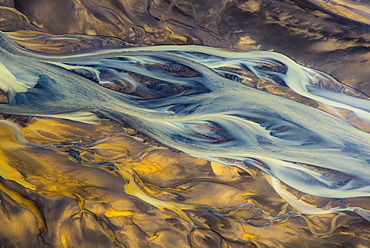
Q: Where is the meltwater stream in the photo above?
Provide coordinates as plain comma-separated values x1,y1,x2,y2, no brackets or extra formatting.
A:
1,30,370,221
